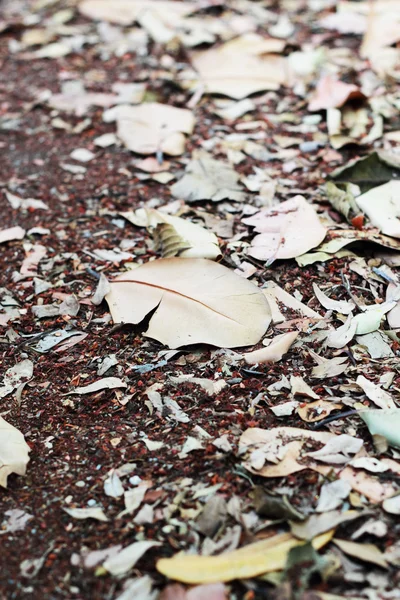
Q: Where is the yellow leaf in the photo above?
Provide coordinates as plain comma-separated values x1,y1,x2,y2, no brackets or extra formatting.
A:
156,530,333,584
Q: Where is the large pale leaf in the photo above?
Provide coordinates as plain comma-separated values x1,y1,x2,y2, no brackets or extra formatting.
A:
243,197,327,261
121,208,221,260
190,33,288,99
0,417,30,488
105,259,271,349
360,409,400,449
355,181,400,238
156,531,333,583
106,103,195,156
79,0,195,26
171,151,246,203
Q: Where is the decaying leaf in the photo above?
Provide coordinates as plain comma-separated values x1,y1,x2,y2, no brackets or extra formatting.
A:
171,152,246,203
105,258,271,349
243,331,299,364
156,531,333,583
0,417,31,488
263,281,322,320
331,151,400,193
316,480,351,513
190,33,288,99
290,376,319,399
310,352,349,379
324,182,361,222
306,435,363,465
244,196,326,262
297,400,343,423
106,103,195,156
121,208,221,260
253,486,305,521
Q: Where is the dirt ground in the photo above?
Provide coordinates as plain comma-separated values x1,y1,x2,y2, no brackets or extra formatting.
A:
2,1,400,599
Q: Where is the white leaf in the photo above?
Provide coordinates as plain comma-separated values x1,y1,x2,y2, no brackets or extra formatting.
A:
383,494,400,515
0,417,30,488
306,434,363,464
350,457,390,473
69,377,127,395
326,314,357,348
103,540,161,576
356,376,396,410
104,470,125,498
0,226,25,244
243,332,299,364
63,507,109,521
80,0,194,26
91,273,111,306
316,480,351,512
243,197,327,261
356,181,400,238
290,376,319,399
313,283,355,314
105,258,271,349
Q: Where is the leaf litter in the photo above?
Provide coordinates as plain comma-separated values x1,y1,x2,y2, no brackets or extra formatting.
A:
3,0,400,598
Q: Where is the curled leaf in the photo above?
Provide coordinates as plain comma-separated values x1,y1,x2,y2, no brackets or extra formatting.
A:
243,331,299,364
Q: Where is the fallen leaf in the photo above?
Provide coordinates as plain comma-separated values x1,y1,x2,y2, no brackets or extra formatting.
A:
103,540,161,575
290,376,319,399
297,400,343,423
0,417,30,488
263,281,322,319
333,538,388,568
80,0,194,26
0,226,26,244
190,34,288,99
350,457,390,473
243,331,299,364
105,258,271,349
310,352,349,379
290,511,361,541
355,181,400,238
360,409,400,449
171,151,246,203
331,151,400,193
160,583,227,600
253,486,304,521
356,376,396,410
108,103,194,156
243,196,327,261
121,208,221,260
306,435,363,464
313,283,355,314
5,190,49,211
170,375,226,396
0,509,33,534
156,531,332,583
69,377,127,395
316,480,351,512
63,507,108,522
382,494,400,515
324,182,361,222
326,314,357,349
308,75,363,112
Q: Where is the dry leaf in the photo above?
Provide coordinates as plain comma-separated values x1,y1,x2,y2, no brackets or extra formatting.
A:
156,531,333,583
63,507,108,522
80,0,194,26
333,538,388,568
160,583,227,600
290,511,360,541
310,352,349,379
313,283,355,314
121,208,221,260
102,540,161,575
297,400,343,423
69,377,127,395
0,226,25,244
105,258,271,349
316,480,351,512
355,181,400,238
306,435,363,465
190,34,288,99
308,75,363,112
382,494,400,515
0,417,31,488
290,376,319,399
171,151,246,203
263,281,322,319
326,314,357,349
356,376,396,410
243,196,326,261
107,103,194,156
243,331,299,364
170,375,226,396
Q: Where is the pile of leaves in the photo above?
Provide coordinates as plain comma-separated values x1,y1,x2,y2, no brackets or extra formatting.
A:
2,0,400,599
